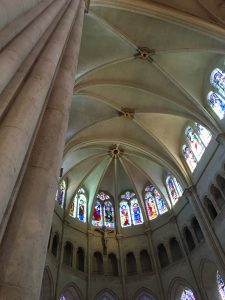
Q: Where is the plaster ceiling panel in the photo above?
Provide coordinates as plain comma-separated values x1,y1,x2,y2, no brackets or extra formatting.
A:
77,59,197,112
135,113,187,167
63,148,105,175
65,155,106,207
76,13,134,78
154,52,221,105
90,7,225,51
116,158,136,197
97,159,116,198
68,116,174,163
67,95,119,141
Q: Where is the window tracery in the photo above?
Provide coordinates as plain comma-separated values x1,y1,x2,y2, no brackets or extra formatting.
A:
208,68,225,119
166,175,183,205
92,192,115,228
144,185,168,220
69,187,87,223
120,191,143,227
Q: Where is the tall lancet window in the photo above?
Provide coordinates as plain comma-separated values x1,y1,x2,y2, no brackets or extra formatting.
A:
180,289,195,300
185,126,205,161
195,123,212,147
208,68,225,119
69,187,87,222
144,185,168,220
92,192,115,228
55,180,66,208
217,271,225,300
166,175,183,205
182,145,197,172
120,191,143,227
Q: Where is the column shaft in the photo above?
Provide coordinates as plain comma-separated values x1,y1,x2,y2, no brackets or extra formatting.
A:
0,0,69,94
0,0,79,229
0,0,85,299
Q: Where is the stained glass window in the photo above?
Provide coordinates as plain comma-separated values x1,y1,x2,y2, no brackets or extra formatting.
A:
145,190,158,220
183,145,197,172
92,192,115,228
120,200,131,227
166,175,184,205
60,296,66,300
144,185,168,220
92,200,103,227
55,180,66,208
181,289,195,300
185,126,205,161
130,198,143,225
210,68,225,97
195,123,212,147
217,271,225,300
104,201,114,228
208,91,225,120
69,188,87,222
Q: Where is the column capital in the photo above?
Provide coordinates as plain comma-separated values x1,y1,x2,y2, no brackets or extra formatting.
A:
216,133,225,145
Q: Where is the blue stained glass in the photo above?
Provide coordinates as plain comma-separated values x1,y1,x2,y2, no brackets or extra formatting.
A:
210,68,225,97
92,200,103,226
144,185,168,217
130,198,143,225
104,201,114,228
120,201,131,227
208,91,225,120
153,188,168,215
195,123,212,147
181,289,195,300
217,271,225,300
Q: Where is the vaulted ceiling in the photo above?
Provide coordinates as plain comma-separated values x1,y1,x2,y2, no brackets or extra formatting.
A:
62,0,225,213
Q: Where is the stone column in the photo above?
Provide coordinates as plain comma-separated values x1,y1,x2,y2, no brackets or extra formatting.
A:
116,235,128,300
0,1,85,299
0,0,79,233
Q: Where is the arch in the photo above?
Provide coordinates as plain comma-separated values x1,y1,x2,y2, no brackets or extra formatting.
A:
59,284,82,300
157,243,169,268
217,271,225,300
182,145,197,173
166,175,183,205
185,126,205,162
204,197,218,220
168,277,197,300
104,201,115,228
126,252,137,275
52,232,59,257
119,200,131,227
76,247,85,272
93,251,104,274
184,227,195,252
94,289,119,300
39,267,53,300
92,200,103,227
140,250,152,273
63,242,73,267
195,123,212,147
210,185,225,210
133,287,157,300
108,253,118,276
191,217,204,243
169,238,183,262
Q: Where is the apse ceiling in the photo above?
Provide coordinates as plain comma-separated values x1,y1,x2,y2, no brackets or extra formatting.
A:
62,0,225,211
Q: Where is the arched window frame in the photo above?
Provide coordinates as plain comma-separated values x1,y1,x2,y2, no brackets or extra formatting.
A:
119,190,143,227
180,288,196,300
182,144,197,173
92,191,115,228
208,68,225,120
69,187,87,223
185,126,205,162
166,175,183,205
55,180,66,208
144,185,168,220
